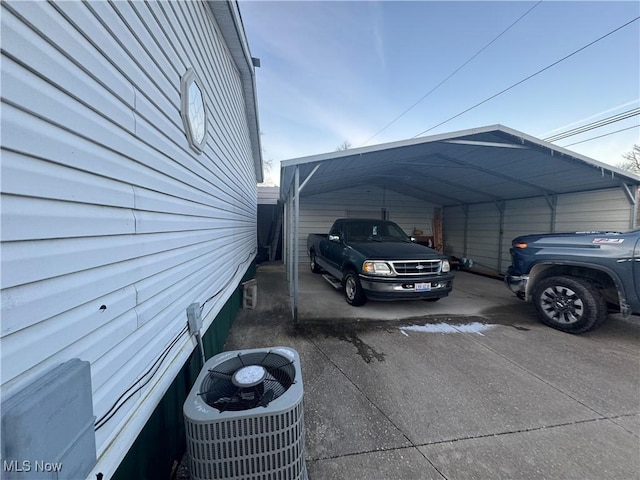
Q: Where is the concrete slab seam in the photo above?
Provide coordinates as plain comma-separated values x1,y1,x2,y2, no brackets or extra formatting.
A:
455,329,623,421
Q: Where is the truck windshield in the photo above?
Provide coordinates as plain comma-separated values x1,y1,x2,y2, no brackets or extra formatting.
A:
344,220,410,243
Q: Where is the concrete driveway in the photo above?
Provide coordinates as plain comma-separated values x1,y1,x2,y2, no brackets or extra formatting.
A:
224,263,640,480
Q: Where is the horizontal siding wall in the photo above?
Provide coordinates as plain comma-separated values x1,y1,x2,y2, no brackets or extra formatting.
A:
465,203,502,271
443,188,633,274
297,185,437,264
1,0,257,474
501,196,553,272
442,205,467,258
555,189,632,232
258,185,280,205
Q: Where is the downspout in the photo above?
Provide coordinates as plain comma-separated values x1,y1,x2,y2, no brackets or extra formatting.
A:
632,185,638,229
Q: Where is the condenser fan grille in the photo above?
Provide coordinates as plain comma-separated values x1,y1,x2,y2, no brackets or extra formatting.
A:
184,347,306,480
199,351,295,412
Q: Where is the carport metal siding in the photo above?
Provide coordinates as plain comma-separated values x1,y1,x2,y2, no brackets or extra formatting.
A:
280,125,640,321
445,187,636,274
555,188,635,231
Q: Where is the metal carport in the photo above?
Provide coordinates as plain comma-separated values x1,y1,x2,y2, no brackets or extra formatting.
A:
280,124,640,321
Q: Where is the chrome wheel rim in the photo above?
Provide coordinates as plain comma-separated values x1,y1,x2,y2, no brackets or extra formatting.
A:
345,276,356,300
540,285,584,324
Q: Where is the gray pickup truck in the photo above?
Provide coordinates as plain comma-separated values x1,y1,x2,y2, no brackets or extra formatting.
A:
307,218,453,306
505,229,640,333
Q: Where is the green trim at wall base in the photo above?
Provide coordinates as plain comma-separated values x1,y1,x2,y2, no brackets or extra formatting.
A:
112,263,256,480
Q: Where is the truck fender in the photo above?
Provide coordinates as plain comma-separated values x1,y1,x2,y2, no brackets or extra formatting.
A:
527,261,630,316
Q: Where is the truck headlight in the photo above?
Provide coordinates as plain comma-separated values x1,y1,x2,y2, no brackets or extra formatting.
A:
441,260,451,273
363,261,395,276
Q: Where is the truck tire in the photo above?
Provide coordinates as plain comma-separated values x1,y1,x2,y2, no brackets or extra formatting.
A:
532,275,607,333
310,252,322,273
344,271,366,306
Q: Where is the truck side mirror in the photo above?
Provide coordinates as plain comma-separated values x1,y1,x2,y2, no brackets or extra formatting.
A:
329,234,341,242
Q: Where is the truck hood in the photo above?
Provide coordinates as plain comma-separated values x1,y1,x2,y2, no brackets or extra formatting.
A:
512,231,628,247
348,241,443,260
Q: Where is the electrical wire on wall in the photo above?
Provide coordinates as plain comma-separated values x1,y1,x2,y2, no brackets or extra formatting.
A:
199,246,257,314
94,246,257,430
95,325,189,430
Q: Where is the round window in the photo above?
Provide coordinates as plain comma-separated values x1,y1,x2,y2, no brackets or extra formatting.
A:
181,68,207,152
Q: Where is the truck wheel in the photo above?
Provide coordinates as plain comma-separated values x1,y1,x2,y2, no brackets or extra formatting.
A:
532,276,607,333
310,252,322,273
344,271,366,306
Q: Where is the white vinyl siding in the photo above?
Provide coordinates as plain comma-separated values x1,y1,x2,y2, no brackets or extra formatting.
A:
258,186,280,205
297,185,437,263
1,0,258,471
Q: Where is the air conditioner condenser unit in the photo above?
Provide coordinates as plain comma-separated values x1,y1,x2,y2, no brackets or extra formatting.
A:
184,347,306,480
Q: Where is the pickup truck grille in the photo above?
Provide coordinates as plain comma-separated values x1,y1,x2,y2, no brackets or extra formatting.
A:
391,260,442,275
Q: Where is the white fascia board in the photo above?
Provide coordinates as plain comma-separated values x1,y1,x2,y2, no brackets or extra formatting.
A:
207,1,263,183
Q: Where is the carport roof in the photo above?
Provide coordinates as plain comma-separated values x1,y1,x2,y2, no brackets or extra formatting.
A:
280,125,640,206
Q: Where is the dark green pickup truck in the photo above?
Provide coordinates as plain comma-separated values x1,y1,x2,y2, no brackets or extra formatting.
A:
307,218,454,306
506,229,640,333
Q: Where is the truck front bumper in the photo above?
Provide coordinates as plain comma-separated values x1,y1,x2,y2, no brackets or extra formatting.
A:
505,268,528,299
359,274,454,301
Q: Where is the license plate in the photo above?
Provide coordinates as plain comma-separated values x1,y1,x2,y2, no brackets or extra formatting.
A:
415,282,431,292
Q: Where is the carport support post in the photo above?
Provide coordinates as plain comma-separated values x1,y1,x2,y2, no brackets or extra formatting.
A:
545,194,557,233
285,176,294,307
287,163,320,324
496,201,505,272
293,166,300,323
620,182,638,228
462,205,469,257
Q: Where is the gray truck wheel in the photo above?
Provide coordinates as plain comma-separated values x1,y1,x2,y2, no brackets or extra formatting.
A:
344,271,366,306
310,252,322,273
532,275,607,333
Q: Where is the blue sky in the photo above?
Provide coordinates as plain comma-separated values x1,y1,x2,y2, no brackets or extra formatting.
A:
239,1,640,185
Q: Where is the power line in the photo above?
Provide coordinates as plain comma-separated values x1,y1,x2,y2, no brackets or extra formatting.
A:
561,124,639,147
538,99,639,138
544,108,640,142
359,0,544,147
412,16,640,138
